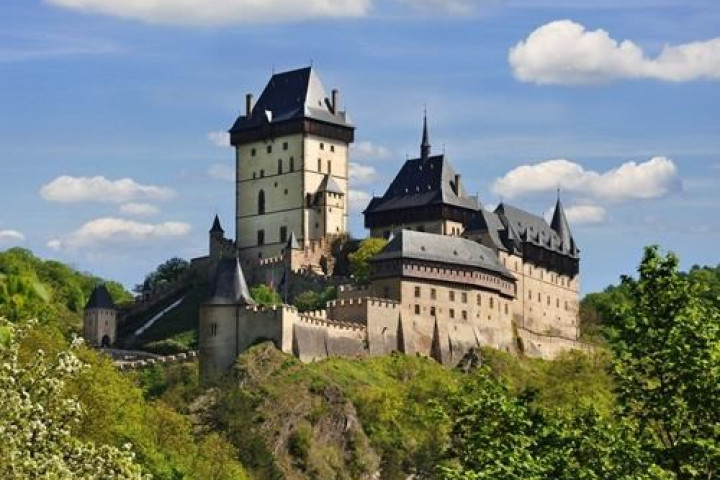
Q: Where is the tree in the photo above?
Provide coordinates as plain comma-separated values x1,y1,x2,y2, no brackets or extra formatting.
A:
250,284,282,306
0,320,148,479
348,238,387,284
607,246,720,479
293,286,337,312
135,257,190,293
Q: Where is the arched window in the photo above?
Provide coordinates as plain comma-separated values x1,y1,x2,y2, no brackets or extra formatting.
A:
258,190,265,215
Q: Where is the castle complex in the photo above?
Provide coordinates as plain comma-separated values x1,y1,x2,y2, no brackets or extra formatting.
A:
196,67,585,384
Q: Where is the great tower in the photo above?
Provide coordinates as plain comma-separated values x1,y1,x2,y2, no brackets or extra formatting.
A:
229,67,355,261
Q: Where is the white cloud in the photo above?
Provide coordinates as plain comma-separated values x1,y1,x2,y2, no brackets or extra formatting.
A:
208,164,235,182
564,205,608,225
492,157,681,202
46,0,372,26
47,217,191,251
41,175,175,204
350,141,392,161
395,0,476,14
119,202,160,217
0,230,25,243
510,20,720,84
349,189,372,211
349,162,378,185
207,130,230,148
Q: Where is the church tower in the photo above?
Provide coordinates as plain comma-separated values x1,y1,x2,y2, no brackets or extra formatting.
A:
83,284,117,348
229,67,355,262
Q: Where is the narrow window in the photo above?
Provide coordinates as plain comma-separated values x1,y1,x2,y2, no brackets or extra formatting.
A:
462,310,467,321
528,290,532,300
490,297,494,309
327,160,332,174
538,292,541,302
477,294,482,306
431,288,437,300
330,145,335,152
280,226,287,243
278,159,283,174
257,229,265,246
289,157,295,172
547,295,551,306
266,145,272,154
449,309,455,319
251,148,256,157
260,169,265,178
461,292,467,304
505,303,509,314
320,142,325,150
283,142,288,150
258,190,265,215
430,306,436,316
318,158,322,172
414,286,421,298
556,298,560,308
414,304,420,315
449,291,455,301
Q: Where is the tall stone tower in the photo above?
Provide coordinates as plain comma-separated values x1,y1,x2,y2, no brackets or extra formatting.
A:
229,67,355,261
83,284,117,348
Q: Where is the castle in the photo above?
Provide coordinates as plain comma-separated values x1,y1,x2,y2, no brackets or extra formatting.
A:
197,67,585,384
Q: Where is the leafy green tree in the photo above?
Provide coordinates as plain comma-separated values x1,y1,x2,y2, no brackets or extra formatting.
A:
607,246,720,479
250,284,282,306
0,320,148,479
294,286,337,312
348,238,387,284
135,257,191,293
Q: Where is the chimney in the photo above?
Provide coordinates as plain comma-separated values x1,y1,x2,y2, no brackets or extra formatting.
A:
245,93,254,116
331,89,340,113
454,174,461,195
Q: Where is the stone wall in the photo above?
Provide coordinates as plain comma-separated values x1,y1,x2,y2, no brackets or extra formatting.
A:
516,327,592,360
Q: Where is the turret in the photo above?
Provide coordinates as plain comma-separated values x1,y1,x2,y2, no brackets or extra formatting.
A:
421,111,431,160
550,190,577,255
83,284,117,348
209,214,225,260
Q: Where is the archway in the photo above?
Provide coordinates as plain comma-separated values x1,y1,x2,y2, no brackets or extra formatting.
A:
101,335,111,348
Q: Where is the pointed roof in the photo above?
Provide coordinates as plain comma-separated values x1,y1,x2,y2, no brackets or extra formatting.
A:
286,231,301,250
210,215,224,234
550,193,573,252
421,112,431,160
85,284,115,310
318,174,345,195
230,67,353,134
207,257,255,306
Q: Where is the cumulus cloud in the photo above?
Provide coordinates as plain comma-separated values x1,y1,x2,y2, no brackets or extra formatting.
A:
46,0,371,26
0,230,25,243
349,189,372,211
564,205,608,225
492,157,681,202
510,20,720,84
47,217,191,251
119,203,160,217
350,141,392,161
349,163,378,185
207,130,230,148
41,175,175,204
395,0,476,14
208,164,235,182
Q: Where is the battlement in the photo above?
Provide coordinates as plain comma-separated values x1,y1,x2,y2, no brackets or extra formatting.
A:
297,313,366,332
337,284,370,299
328,296,400,310
243,303,300,315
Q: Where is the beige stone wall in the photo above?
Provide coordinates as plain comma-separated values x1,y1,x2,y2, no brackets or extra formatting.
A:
517,327,592,360
499,251,580,340
83,309,116,347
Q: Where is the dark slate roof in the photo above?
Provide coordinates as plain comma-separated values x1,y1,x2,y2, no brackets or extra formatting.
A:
229,67,352,133
364,154,479,214
319,175,344,195
85,284,116,310
550,197,574,254
208,258,255,306
372,230,513,278
497,203,578,258
210,215,224,234
468,208,509,252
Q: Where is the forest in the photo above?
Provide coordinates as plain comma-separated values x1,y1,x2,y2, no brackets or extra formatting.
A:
0,245,718,479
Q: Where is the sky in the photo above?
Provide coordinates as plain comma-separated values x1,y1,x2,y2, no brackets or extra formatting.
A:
0,0,718,293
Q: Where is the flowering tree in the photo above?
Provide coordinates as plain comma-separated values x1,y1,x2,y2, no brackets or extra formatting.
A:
0,320,148,479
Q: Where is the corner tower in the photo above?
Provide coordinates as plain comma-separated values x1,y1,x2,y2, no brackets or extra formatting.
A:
83,284,117,348
229,67,355,262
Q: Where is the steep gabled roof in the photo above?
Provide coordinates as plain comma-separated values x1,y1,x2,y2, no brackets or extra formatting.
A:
85,284,115,310
208,258,255,306
210,215,224,234
230,67,352,133
495,203,579,259
372,230,513,278
550,196,575,254
364,154,479,214
318,174,345,195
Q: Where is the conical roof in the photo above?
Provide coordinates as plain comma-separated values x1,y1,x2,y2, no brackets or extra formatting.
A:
210,215,224,234
85,284,116,310
286,231,301,250
421,113,431,160
550,194,573,252
208,257,255,306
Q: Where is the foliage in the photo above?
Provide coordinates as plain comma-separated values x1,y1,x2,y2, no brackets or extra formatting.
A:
135,257,191,293
607,246,720,479
348,238,387,284
293,286,337,312
0,319,148,479
250,283,282,306
0,248,132,327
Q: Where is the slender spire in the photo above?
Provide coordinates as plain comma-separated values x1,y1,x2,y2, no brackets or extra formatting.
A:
550,190,573,252
210,214,224,234
421,109,431,160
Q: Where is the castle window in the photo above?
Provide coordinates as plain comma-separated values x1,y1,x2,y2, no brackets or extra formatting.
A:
318,158,322,172
290,157,295,171
490,298,494,309
461,292,467,303
284,189,288,195
462,310,467,321
258,190,266,215
528,290,532,300
257,229,265,246
547,296,551,306
280,226,287,243
449,291,455,301
278,159,283,174
414,286,421,298
260,169,265,177
477,294,481,306
320,142,325,150
505,303,509,314
431,288,436,300
449,309,455,319
430,306,436,316
283,142,288,150
251,148,256,157
266,145,272,154
565,301,568,311
327,160,332,174
211,323,218,336
538,293,541,302
414,304,420,315
253,172,257,179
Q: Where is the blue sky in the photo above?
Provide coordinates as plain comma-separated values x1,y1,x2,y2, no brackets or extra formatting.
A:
0,0,718,293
